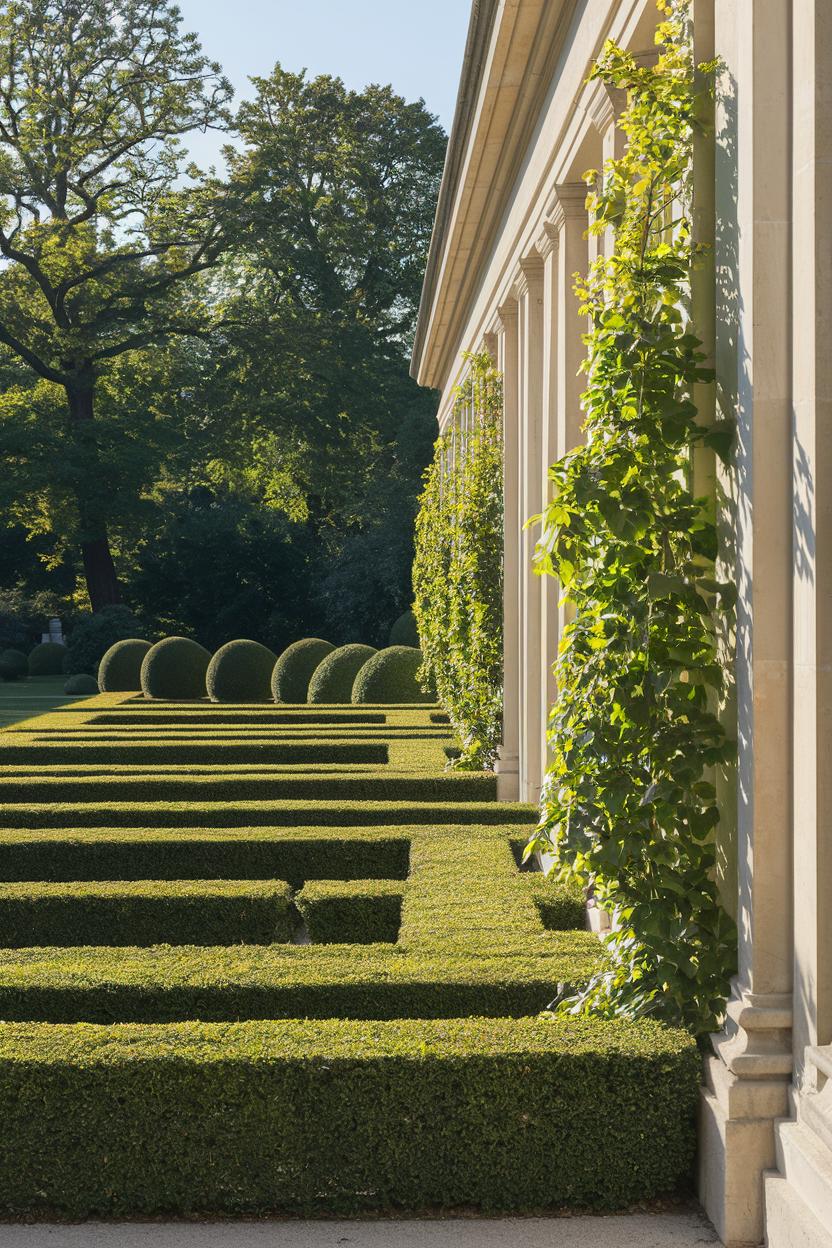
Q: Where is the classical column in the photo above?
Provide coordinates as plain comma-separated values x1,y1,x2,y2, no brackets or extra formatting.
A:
536,222,560,744
699,0,794,1242
516,252,545,802
589,86,627,262
552,184,589,646
763,0,832,1240
494,299,520,801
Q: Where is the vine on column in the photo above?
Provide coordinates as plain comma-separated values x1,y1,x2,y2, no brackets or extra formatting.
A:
527,1,736,1035
413,352,504,770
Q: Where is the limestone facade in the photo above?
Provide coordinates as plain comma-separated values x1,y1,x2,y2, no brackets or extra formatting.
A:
411,0,832,1244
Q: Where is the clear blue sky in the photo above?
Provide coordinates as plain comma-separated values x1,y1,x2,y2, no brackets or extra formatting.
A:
176,0,472,167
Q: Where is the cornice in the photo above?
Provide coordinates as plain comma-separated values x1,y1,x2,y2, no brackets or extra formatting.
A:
411,0,579,388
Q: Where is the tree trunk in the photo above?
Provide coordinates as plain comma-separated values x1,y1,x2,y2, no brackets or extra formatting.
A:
66,383,122,611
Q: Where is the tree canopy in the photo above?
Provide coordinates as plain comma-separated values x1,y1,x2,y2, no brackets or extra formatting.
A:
0,10,444,645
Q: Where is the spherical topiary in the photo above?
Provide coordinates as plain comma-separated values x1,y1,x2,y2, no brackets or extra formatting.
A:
0,659,21,682
206,639,277,703
308,644,378,704
0,649,28,679
64,673,99,696
271,638,335,704
98,638,153,692
388,609,419,649
64,605,148,676
140,636,211,700
28,641,67,676
351,646,434,704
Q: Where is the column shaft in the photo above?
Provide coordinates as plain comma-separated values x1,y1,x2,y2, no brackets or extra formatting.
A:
495,301,520,800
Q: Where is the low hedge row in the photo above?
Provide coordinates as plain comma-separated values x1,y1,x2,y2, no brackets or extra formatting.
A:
0,799,534,829
0,772,497,805
0,880,293,948
296,879,403,944
524,873,587,931
0,1015,699,1217
0,937,600,1023
0,827,413,885
87,710,388,726
0,741,389,766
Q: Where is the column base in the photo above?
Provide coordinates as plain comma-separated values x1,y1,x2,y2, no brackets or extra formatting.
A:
698,987,793,1246
764,1048,832,1247
495,748,519,801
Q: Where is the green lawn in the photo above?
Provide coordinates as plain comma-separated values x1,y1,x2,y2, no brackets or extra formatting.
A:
0,676,85,730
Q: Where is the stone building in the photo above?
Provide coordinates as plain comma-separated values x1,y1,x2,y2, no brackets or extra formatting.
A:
411,1,832,1244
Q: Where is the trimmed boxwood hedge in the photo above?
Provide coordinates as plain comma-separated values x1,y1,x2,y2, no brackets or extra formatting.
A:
524,874,587,931
0,1015,699,1217
0,936,601,1023
0,798,533,830
0,827,414,885
98,639,152,692
352,647,433,704
271,638,334,703
0,649,27,679
0,879,293,947
296,879,403,943
206,640,276,703
308,644,377,704
0,771,496,805
140,637,211,700
27,642,66,676
389,608,419,648
63,674,99,696
0,740,389,766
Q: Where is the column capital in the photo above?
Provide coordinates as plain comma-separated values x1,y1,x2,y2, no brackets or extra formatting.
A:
482,330,498,363
548,182,588,232
588,82,624,135
496,297,518,328
536,221,560,259
514,249,544,297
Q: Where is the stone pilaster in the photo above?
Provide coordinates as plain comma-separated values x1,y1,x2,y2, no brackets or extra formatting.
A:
494,299,520,801
765,0,832,1240
700,0,794,1242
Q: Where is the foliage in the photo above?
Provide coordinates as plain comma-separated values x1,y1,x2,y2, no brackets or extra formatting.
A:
205,640,276,703
0,0,233,607
526,3,735,1035
413,353,503,768
389,610,419,648
98,639,153,692
351,646,433,705
307,644,378,704
140,636,210,701
27,641,66,676
63,674,98,696
271,639,335,704
65,606,148,676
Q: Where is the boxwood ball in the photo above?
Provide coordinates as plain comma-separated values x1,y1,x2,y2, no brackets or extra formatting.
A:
140,637,211,701
98,639,153,692
271,639,335,704
351,646,433,705
206,640,277,703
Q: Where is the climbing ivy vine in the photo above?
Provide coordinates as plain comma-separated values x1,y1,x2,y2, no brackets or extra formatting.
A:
413,353,503,770
527,2,736,1035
